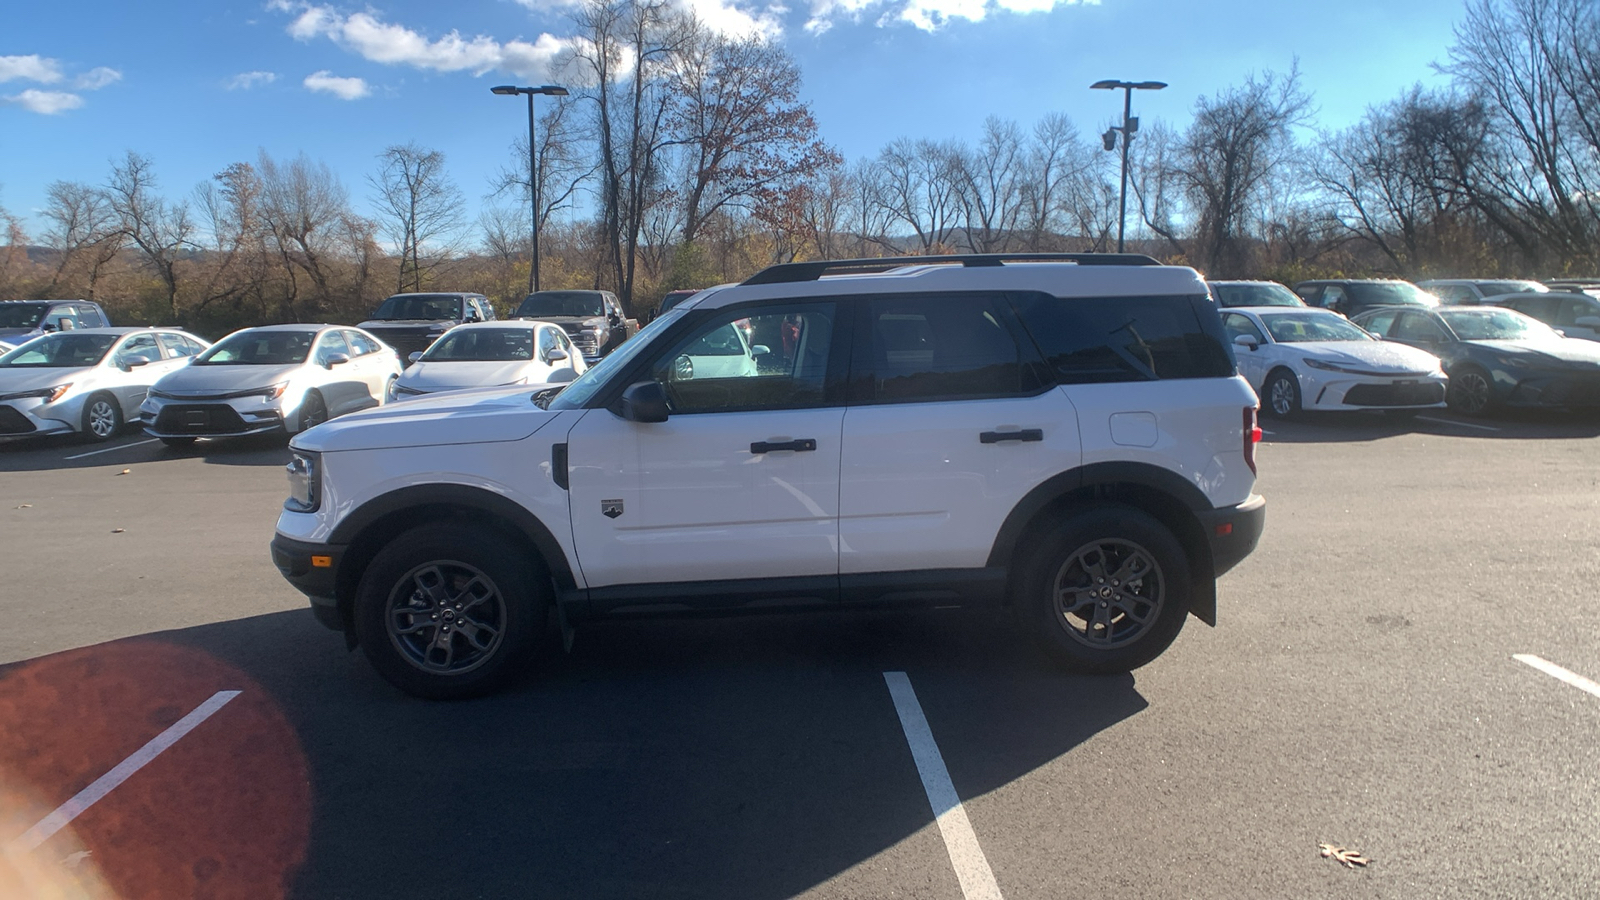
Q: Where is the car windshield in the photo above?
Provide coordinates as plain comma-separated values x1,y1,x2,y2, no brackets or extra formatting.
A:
0,302,49,330
421,328,535,362
1347,282,1439,307
1475,280,1545,296
546,308,687,410
1439,309,1555,341
195,330,316,365
659,291,697,313
0,332,117,367
1211,283,1302,307
517,292,606,318
372,295,463,320
1262,313,1372,343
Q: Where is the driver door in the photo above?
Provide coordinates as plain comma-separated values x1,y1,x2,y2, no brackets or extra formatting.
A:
564,301,848,597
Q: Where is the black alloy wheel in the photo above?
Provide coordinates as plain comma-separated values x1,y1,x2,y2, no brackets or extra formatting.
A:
1446,366,1494,416
299,391,328,431
1021,506,1191,674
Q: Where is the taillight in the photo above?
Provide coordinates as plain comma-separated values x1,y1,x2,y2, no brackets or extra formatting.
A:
1243,406,1262,475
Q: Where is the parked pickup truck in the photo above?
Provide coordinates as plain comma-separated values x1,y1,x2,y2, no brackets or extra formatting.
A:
513,290,637,365
357,292,495,363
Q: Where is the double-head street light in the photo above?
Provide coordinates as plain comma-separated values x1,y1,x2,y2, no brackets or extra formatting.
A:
491,84,570,293
1091,79,1166,254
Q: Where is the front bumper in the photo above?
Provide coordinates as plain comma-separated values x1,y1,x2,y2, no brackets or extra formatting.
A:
270,533,346,631
1505,371,1600,408
1299,372,1449,411
1197,493,1266,577
140,395,289,438
0,399,75,439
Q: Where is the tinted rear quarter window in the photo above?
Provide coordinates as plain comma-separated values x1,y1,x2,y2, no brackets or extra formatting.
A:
855,294,1042,402
1011,293,1234,383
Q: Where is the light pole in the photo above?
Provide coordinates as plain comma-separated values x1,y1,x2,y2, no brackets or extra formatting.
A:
491,83,569,294
1091,79,1166,253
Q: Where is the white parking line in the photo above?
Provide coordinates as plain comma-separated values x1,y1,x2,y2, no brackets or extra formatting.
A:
63,438,160,461
1514,655,1600,700
1416,416,1500,432
883,672,1004,900
7,690,240,853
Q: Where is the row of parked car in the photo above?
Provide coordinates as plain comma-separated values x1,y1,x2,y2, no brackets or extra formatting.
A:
1210,277,1600,417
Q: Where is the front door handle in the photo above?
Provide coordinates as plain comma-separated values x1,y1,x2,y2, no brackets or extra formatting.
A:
750,439,817,454
979,429,1043,444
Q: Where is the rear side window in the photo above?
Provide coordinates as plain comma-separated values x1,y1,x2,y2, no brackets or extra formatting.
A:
75,304,108,327
855,294,1042,403
1011,294,1234,383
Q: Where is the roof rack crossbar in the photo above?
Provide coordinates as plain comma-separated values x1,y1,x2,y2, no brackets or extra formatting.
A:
740,253,1162,286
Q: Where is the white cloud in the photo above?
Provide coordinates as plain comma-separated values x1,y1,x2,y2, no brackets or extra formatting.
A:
807,0,1090,32
275,3,572,79
227,70,279,90
683,0,783,39
0,54,64,84
303,70,369,99
73,67,122,90
5,89,85,115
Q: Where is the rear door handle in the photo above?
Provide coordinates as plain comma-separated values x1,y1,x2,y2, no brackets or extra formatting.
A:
750,439,817,454
979,429,1043,444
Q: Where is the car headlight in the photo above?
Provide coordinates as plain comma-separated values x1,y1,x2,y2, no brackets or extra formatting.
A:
1302,359,1346,372
1493,355,1531,369
258,382,289,401
284,449,321,513
0,383,72,403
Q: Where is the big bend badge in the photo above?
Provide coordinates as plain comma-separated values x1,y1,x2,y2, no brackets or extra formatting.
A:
601,499,624,519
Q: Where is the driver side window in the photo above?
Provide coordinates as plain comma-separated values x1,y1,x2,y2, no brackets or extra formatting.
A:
315,331,350,366
650,303,838,414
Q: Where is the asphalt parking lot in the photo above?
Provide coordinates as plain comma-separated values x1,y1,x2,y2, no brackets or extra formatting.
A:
2,410,1599,899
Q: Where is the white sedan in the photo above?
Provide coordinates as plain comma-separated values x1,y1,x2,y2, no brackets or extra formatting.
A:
0,328,210,442
388,321,585,401
140,324,401,446
1222,307,1449,417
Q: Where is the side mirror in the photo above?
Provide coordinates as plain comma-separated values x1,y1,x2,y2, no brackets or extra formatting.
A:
614,381,669,423
41,323,58,334
608,312,622,327
1232,334,1259,351
465,311,482,323
324,353,351,369
751,344,771,357
407,351,424,364
119,357,151,372
546,348,569,363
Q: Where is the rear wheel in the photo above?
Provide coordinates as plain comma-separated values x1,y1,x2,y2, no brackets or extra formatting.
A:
354,524,546,699
1019,507,1191,674
80,393,122,442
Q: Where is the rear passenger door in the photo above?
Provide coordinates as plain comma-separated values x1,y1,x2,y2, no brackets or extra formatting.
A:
837,293,1076,582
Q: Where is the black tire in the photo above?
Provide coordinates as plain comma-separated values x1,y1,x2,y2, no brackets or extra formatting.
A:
80,393,122,442
1262,368,1302,419
1446,366,1495,416
159,436,197,448
1018,506,1192,674
298,391,328,432
354,523,547,700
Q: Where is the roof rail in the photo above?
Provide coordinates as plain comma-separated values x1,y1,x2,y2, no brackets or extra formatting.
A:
740,252,1163,286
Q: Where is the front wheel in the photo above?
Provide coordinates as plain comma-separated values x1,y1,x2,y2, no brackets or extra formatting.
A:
1019,507,1191,674
1447,367,1495,416
80,393,122,442
298,391,328,431
354,524,547,699
1263,369,1302,418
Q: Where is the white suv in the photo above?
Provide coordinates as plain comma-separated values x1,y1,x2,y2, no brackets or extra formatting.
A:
271,255,1267,699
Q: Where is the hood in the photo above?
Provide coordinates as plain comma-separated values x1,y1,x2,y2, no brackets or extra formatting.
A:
359,319,454,329
154,362,305,394
1466,338,1600,367
397,360,533,393
0,327,43,341
1287,341,1441,373
0,365,96,394
295,385,556,452
516,315,602,326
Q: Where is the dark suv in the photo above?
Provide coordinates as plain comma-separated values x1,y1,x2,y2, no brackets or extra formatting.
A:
513,290,638,364
0,300,111,345
357,292,494,362
1293,280,1439,318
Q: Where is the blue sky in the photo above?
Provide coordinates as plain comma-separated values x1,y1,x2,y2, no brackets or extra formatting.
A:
1,0,1468,238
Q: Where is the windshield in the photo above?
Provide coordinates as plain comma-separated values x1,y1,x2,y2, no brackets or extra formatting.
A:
1211,283,1303,307
1263,313,1373,343
1439,308,1555,341
1347,282,1439,307
372,295,463,321
421,328,535,362
0,303,49,330
195,330,316,365
1475,280,1545,296
659,291,698,313
0,332,117,367
547,308,687,410
517,292,606,318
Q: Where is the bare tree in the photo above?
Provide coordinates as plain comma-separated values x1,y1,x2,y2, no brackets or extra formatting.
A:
106,152,193,320
260,151,354,319
370,143,466,293
40,181,123,298
875,138,962,253
950,117,1027,252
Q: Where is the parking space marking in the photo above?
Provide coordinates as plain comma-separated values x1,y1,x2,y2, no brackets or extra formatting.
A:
1514,654,1600,700
63,438,160,460
883,672,1004,900
1416,416,1500,432
7,690,241,853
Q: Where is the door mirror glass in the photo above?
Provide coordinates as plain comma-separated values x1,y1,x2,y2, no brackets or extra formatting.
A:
615,381,669,423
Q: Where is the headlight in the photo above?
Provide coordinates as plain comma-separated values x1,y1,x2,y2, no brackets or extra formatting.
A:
284,449,321,513
257,382,289,401
1302,358,1345,372
0,383,71,403
1493,355,1531,369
